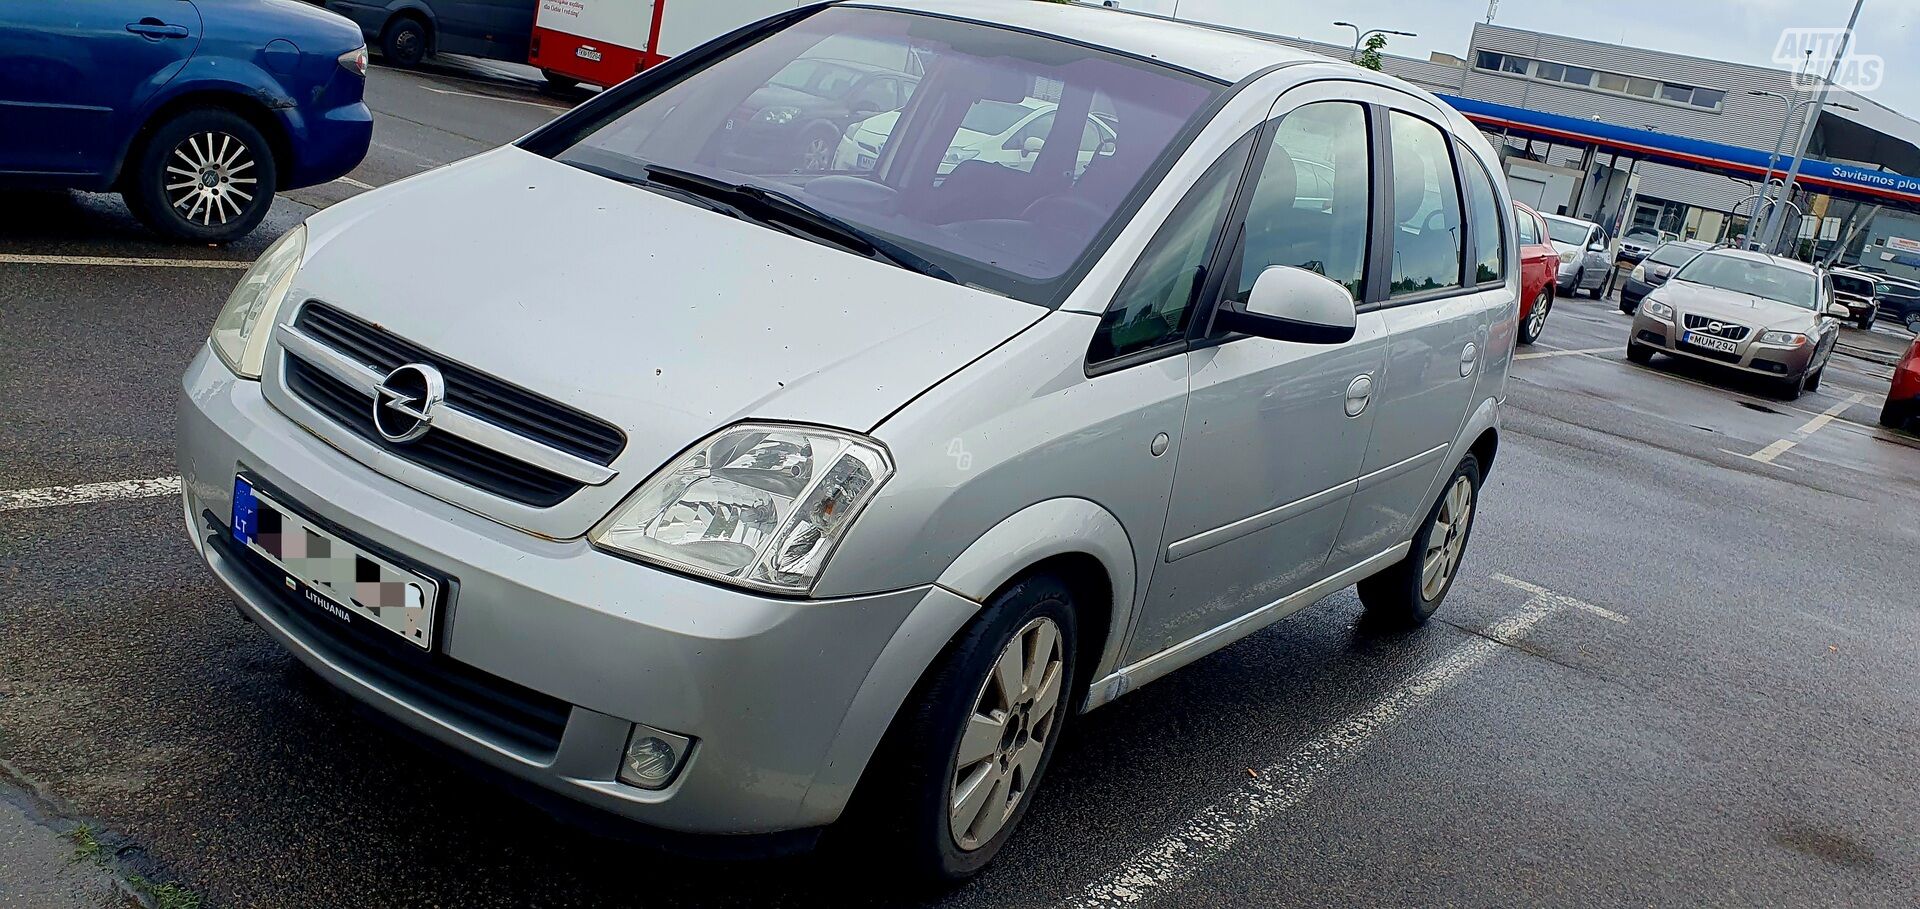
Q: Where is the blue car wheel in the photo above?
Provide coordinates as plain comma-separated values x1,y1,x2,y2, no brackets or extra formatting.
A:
125,108,277,243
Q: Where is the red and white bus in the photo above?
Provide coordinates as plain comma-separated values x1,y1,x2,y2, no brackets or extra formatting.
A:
530,0,805,89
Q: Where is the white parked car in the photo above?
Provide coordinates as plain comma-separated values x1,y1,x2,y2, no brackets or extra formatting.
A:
836,98,1116,175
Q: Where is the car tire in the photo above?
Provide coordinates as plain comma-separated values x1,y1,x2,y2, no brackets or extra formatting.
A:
540,69,579,93
1626,341,1654,364
1805,367,1824,392
850,572,1078,883
381,14,429,69
122,108,277,243
1906,313,1920,335
1569,269,1584,298
1778,371,1807,401
796,123,840,173
1880,398,1912,429
1357,455,1482,629
1518,290,1550,345
1859,314,1875,331
1620,296,1638,315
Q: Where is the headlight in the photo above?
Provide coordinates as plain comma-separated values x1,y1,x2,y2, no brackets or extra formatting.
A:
1643,299,1673,319
1760,330,1809,347
338,45,369,78
209,224,305,379
755,106,801,126
1631,264,1646,282
593,424,894,595
943,146,981,165
1558,250,1578,264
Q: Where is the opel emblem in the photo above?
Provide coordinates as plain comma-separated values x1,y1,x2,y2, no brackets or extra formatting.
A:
372,363,444,443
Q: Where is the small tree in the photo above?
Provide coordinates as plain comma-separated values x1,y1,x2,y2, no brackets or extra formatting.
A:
1357,33,1389,71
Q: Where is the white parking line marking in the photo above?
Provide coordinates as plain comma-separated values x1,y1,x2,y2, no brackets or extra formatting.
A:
1491,573,1629,623
1737,392,1865,464
0,254,250,270
334,175,378,190
1062,581,1591,909
0,477,182,512
1515,346,1614,361
420,86,569,111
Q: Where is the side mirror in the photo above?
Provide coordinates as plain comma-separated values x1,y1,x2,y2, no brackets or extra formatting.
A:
1827,301,1852,318
1588,242,1607,253
1097,139,1117,156
849,104,881,117
1214,266,1357,345
1021,135,1044,157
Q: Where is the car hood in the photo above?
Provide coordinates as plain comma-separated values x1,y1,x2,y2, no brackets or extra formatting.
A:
284,147,1043,538
1658,281,1818,330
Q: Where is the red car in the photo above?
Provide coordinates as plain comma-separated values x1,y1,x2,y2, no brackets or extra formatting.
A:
1513,201,1558,345
1881,334,1920,429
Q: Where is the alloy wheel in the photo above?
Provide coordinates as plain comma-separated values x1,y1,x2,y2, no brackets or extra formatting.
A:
164,132,257,226
801,135,833,172
1420,475,1474,601
949,616,1065,852
1528,292,1550,338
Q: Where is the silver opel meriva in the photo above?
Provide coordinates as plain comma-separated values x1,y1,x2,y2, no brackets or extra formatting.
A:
178,0,1514,880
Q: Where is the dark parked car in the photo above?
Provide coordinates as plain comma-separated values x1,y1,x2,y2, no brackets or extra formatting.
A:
1870,276,1920,332
1829,267,1879,330
0,0,372,241
717,57,919,173
321,0,534,71
1620,239,1711,313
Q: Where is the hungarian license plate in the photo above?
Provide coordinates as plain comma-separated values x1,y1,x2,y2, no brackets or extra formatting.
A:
1682,331,1739,354
575,45,603,62
231,476,439,650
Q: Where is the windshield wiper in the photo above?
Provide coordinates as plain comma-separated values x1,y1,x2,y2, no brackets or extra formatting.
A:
637,164,960,286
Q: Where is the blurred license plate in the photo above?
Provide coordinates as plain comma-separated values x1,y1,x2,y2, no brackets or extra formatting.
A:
231,477,438,650
1683,331,1739,354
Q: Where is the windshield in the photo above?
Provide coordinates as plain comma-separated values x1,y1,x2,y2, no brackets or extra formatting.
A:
1674,254,1818,309
536,7,1221,306
1831,273,1874,296
1648,244,1704,267
767,59,865,99
1544,218,1591,245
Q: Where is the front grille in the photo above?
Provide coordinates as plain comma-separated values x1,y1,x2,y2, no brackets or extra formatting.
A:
284,302,625,507
1681,314,1751,340
211,520,570,758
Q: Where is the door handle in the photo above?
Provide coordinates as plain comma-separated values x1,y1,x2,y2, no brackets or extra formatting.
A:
1459,342,1478,378
127,20,191,39
1344,374,1373,418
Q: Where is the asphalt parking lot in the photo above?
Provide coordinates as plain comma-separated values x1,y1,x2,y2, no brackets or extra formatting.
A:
5,62,1920,909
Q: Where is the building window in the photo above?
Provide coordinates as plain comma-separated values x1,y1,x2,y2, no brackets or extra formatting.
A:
1691,88,1726,109
1471,51,1725,111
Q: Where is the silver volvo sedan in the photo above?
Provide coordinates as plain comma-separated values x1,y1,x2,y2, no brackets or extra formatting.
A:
178,0,1514,880
1627,248,1846,400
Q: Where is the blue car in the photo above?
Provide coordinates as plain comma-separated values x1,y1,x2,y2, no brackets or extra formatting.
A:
0,0,374,241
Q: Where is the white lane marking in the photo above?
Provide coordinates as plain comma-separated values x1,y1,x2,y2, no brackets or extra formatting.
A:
1738,392,1865,464
1061,586,1583,909
420,85,569,111
1491,573,1629,624
1515,346,1615,361
0,254,249,270
334,175,378,190
0,477,182,512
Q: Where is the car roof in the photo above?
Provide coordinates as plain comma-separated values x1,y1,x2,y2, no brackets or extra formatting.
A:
852,0,1336,83
1541,213,1597,228
1692,247,1817,273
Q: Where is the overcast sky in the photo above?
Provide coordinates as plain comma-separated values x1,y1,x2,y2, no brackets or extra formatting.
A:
1118,0,1920,116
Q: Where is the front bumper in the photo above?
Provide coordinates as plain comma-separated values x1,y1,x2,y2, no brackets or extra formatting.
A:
177,347,952,835
1628,310,1817,377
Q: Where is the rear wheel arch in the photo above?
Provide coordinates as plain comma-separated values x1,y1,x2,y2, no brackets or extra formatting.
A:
1469,427,1498,479
120,90,293,189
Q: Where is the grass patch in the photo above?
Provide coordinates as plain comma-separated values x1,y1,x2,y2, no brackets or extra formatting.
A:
129,874,203,909
67,823,105,863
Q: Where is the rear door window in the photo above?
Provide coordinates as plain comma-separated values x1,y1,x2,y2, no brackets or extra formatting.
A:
1458,142,1504,285
1387,111,1464,297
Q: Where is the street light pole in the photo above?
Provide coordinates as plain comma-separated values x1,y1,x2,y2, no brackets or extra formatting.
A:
1333,21,1416,64
1760,0,1868,254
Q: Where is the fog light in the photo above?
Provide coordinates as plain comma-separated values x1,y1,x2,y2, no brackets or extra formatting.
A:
619,725,691,790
